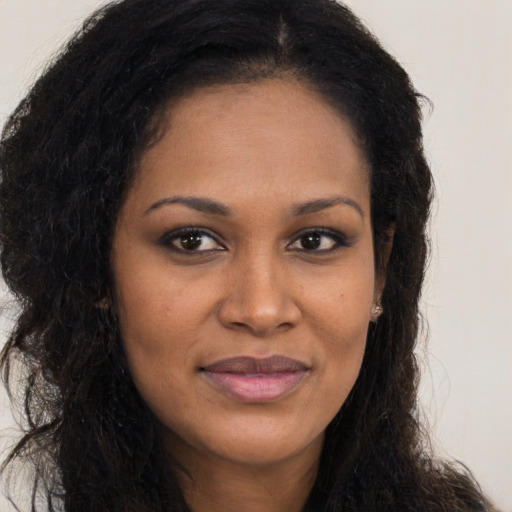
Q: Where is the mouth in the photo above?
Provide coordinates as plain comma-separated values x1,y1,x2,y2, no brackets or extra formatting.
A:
199,355,310,403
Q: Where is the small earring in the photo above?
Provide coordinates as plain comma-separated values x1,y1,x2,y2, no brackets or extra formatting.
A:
94,296,111,310
370,302,383,322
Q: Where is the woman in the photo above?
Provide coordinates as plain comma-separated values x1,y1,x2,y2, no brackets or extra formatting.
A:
0,0,492,511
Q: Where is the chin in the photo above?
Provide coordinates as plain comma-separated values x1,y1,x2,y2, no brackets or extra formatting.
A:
156,407,321,468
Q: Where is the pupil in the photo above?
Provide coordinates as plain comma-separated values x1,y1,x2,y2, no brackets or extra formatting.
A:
301,232,321,250
181,233,202,250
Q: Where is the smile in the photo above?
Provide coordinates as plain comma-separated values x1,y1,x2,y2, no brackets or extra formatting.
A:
200,355,310,402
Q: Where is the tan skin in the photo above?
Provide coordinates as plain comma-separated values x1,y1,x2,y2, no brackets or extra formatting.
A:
111,79,385,512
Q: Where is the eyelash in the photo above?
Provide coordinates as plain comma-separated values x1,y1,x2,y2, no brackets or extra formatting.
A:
160,226,352,254
161,227,225,254
288,227,352,252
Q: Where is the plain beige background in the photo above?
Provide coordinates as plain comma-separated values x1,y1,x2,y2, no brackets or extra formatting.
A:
1,1,511,510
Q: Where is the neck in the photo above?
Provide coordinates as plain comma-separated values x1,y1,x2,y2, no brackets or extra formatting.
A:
165,434,323,512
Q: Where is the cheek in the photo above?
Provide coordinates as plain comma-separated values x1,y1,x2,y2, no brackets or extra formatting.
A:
114,271,207,397
318,319,368,400
305,254,374,336
303,257,373,404
115,246,211,341
311,320,368,428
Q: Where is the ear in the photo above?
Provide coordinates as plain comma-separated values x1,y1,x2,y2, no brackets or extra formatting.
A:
374,225,395,302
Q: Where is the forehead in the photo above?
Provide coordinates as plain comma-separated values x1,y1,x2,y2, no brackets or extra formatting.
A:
130,79,370,213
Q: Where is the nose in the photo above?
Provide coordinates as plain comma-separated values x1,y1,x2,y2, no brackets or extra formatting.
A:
217,252,302,337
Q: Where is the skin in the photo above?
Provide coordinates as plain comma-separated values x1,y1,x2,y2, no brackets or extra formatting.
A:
111,79,382,512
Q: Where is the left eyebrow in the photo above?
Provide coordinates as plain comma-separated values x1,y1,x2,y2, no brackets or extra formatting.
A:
292,196,364,218
144,196,232,216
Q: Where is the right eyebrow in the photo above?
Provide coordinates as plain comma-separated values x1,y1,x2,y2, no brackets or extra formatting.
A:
144,196,232,216
292,196,364,218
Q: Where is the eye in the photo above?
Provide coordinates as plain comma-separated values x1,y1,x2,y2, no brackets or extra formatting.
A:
288,229,349,252
162,228,225,252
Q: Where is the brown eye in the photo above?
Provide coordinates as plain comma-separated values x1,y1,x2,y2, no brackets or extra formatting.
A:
163,228,224,252
300,232,323,250
288,229,349,252
180,232,203,250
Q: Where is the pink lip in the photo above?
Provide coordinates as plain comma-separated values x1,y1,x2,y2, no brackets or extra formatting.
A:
200,355,310,403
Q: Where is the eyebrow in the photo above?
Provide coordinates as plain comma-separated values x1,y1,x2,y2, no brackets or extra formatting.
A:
144,194,363,218
144,196,232,216
292,196,364,218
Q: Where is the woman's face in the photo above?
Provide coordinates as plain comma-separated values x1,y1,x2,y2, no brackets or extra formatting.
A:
111,79,377,469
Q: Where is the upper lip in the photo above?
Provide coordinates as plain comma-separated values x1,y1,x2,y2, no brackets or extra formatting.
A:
200,355,309,374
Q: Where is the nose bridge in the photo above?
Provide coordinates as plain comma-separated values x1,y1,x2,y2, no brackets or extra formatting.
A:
218,242,300,335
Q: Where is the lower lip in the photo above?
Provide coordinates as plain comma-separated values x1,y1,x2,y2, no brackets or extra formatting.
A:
201,371,308,402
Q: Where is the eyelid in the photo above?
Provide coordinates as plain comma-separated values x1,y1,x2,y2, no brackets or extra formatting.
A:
287,227,352,251
160,226,226,252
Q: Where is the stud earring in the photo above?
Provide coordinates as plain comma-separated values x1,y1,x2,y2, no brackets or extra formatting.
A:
94,296,111,310
370,302,383,322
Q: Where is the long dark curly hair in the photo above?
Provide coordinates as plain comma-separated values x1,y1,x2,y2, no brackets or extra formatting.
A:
0,0,491,511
